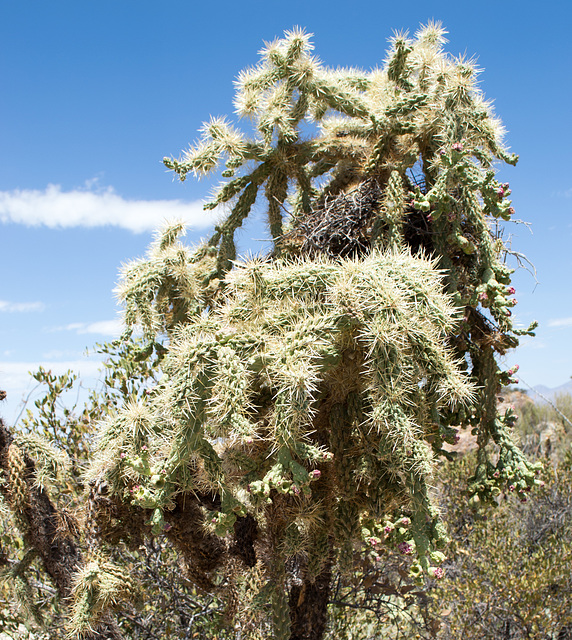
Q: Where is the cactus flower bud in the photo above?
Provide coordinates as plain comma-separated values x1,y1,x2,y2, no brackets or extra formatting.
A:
398,542,413,555
429,566,445,579
310,469,321,480
452,142,464,152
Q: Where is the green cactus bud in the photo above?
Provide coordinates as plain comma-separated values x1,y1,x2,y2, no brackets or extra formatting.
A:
150,474,165,489
126,456,151,476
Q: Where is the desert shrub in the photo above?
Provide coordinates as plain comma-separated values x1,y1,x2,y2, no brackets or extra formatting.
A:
426,438,572,639
322,398,572,640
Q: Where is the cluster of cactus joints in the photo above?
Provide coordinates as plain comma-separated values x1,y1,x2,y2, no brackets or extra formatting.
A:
467,405,543,507
163,27,369,262
159,26,536,470
4,444,30,532
68,555,139,638
116,222,219,342
87,245,474,636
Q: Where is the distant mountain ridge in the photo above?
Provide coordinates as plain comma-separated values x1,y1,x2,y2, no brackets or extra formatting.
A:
526,379,572,403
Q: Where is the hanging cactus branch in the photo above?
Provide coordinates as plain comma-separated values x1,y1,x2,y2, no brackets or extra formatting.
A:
90,249,476,635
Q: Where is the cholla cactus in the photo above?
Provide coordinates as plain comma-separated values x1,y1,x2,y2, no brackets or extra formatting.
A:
92,244,474,638
81,24,540,640
163,27,370,265
68,555,139,638
165,23,540,504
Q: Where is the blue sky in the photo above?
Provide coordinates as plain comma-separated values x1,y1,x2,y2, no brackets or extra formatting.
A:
1,1,571,424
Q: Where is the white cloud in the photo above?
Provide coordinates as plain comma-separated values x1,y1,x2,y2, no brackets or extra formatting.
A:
42,349,80,359
51,319,124,336
77,320,124,336
548,317,572,328
0,184,223,233
516,336,547,350
0,300,45,312
551,187,572,198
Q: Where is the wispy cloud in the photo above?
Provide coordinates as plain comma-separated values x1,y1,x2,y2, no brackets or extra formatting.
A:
516,335,547,350
51,319,124,336
0,184,223,233
551,187,572,198
42,349,82,360
548,317,572,328
76,320,124,336
0,300,45,312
